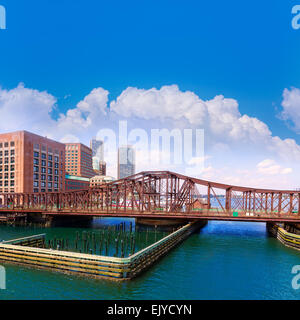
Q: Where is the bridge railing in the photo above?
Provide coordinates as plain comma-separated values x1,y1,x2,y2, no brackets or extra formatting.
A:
0,171,298,218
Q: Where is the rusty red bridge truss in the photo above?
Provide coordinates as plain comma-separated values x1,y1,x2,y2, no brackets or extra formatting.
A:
0,171,300,223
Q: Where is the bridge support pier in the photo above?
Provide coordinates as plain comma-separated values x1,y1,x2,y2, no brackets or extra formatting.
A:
135,218,191,228
26,213,93,228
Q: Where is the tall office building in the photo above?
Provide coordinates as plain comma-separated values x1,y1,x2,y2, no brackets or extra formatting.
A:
65,143,95,178
90,138,104,171
99,161,107,176
0,130,65,193
118,146,135,179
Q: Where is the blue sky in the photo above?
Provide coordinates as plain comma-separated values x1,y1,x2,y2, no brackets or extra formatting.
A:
0,0,300,188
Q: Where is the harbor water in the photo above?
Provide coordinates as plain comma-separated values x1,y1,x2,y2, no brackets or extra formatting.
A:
0,218,299,300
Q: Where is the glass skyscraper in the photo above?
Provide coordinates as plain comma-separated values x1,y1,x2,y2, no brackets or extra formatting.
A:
118,146,135,179
90,138,104,171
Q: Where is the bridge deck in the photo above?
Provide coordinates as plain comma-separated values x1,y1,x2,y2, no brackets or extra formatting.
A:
0,208,298,223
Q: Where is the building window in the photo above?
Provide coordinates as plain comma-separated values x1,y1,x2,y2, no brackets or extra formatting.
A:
34,166,39,173
34,173,39,180
34,158,39,165
48,168,52,174
34,188,39,193
10,165,14,171
10,150,14,156
4,142,8,148
34,151,39,158
10,181,14,187
4,165,8,172
54,156,59,162
48,161,52,167
10,173,14,179
10,157,15,163
41,160,46,166
41,153,46,159
48,175,52,181
41,167,46,173
48,182,52,188
41,182,46,188
41,174,46,180
34,181,39,187
4,181,8,187
4,150,8,156
48,155,52,161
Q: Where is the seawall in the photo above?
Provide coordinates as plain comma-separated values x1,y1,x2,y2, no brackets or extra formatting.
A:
267,222,300,251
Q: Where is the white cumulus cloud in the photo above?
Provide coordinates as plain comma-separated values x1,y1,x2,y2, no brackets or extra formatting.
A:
110,85,300,161
1,83,300,188
256,159,292,175
280,87,300,132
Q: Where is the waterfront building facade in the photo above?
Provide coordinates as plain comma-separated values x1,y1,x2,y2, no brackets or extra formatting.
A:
0,130,65,193
118,146,135,179
65,143,95,178
90,175,115,187
65,175,90,191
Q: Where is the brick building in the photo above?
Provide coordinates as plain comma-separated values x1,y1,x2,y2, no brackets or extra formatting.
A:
90,175,115,187
0,130,65,193
65,143,95,178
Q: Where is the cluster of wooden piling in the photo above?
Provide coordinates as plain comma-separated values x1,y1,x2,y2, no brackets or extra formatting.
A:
40,222,170,258
0,221,204,280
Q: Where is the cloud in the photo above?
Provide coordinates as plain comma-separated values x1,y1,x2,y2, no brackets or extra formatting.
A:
197,163,294,190
110,85,300,161
280,87,300,132
110,85,207,124
57,87,109,140
0,83,57,133
256,159,292,175
1,83,300,188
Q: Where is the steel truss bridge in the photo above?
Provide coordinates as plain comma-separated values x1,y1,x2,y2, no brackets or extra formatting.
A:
0,171,299,223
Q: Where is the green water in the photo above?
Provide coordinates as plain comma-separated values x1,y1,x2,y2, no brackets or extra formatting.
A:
10,221,171,257
0,219,299,300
